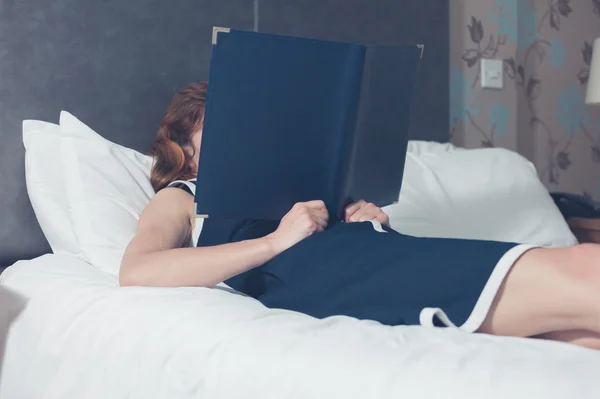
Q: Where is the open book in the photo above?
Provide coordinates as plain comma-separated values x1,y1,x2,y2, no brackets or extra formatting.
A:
195,27,423,222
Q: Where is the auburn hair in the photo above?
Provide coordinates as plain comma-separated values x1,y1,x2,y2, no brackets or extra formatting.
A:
149,81,208,192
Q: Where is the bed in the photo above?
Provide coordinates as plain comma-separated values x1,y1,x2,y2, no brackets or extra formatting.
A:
2,251,600,399
2,1,600,398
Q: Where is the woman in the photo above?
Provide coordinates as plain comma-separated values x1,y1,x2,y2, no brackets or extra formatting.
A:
121,81,600,350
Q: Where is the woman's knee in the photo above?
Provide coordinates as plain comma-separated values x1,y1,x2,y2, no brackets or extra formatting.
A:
559,243,600,281
515,243,600,286
550,244,600,329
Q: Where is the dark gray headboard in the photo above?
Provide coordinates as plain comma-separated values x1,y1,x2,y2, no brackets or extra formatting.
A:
0,0,449,266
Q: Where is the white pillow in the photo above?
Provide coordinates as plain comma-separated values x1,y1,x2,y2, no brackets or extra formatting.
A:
406,140,456,155
384,142,577,248
59,111,155,275
23,120,81,256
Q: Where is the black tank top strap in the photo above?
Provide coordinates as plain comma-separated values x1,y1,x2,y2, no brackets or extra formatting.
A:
169,182,193,195
166,178,197,196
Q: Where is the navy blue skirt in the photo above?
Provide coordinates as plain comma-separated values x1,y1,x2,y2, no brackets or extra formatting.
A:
200,219,533,331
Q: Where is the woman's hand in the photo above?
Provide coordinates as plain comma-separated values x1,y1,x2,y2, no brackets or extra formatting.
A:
344,200,390,227
266,200,329,253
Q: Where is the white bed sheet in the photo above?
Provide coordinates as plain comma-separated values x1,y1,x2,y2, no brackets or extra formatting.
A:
1,254,600,399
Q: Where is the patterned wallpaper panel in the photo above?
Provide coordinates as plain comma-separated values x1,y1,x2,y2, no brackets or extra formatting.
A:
451,0,600,199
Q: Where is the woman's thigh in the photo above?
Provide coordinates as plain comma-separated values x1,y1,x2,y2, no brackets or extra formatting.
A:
478,244,600,338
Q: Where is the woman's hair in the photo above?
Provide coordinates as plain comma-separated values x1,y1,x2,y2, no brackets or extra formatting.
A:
149,81,208,192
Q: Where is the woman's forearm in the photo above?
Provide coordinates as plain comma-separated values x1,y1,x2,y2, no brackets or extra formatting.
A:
120,237,278,288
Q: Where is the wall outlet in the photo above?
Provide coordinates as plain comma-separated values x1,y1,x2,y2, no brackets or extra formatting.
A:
481,58,504,89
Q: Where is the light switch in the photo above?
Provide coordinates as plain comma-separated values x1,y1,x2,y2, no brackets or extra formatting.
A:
481,58,504,89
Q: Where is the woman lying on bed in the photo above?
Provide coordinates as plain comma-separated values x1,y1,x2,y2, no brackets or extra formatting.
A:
121,81,600,350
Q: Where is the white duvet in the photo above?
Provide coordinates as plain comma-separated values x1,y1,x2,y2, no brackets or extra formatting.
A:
2,254,600,399
1,140,593,398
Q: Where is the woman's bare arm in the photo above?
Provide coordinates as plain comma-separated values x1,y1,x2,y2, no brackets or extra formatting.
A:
119,189,329,288
119,188,278,288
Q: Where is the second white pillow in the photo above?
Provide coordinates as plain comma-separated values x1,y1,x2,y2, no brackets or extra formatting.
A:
59,111,155,275
385,143,577,248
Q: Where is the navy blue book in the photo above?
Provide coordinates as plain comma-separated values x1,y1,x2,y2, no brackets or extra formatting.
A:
195,27,423,222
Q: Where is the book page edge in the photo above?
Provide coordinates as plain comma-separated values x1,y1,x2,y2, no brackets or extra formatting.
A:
193,202,209,219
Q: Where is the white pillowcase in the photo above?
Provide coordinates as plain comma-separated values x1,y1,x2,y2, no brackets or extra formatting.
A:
384,142,577,248
59,111,155,275
23,120,81,256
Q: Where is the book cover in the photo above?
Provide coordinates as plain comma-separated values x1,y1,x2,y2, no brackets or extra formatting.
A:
195,27,422,222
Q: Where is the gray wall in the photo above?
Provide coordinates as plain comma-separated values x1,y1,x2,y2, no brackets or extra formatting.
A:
259,0,450,143
0,0,449,267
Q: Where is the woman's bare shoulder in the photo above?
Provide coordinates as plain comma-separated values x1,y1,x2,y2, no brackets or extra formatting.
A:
140,187,195,229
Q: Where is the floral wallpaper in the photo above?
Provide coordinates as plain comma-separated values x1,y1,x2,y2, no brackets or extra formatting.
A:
450,0,600,199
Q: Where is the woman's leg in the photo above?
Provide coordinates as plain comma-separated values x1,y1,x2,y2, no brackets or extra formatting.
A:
536,330,600,350
478,243,600,339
